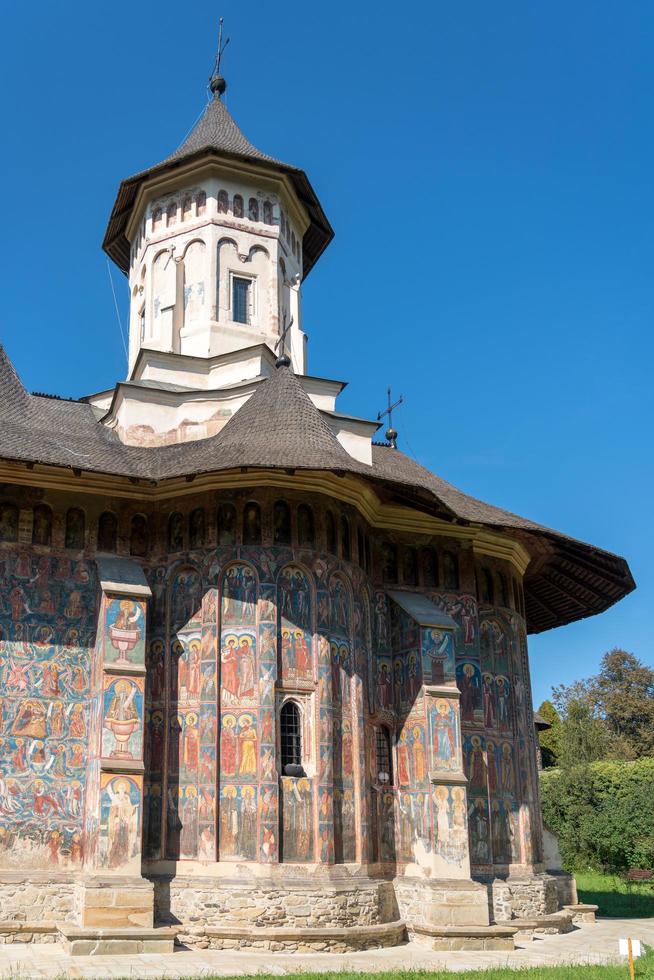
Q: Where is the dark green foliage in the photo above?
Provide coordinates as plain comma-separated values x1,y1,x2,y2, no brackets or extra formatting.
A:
540,758,654,872
537,700,562,768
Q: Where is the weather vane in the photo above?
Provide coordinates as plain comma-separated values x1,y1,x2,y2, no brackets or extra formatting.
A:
377,387,403,448
209,17,230,96
275,313,294,367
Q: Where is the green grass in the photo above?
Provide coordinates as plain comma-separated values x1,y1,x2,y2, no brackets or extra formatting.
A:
575,871,654,918
155,960,654,980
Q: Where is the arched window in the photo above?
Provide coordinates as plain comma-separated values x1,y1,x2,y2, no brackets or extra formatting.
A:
273,500,291,546
243,502,261,545
442,551,459,590
280,700,303,774
217,189,228,213
480,567,494,605
375,725,393,785
152,207,163,231
297,504,314,548
325,510,337,554
32,505,52,546
263,199,273,224
233,194,244,218
403,547,418,586
182,196,192,221
166,201,177,226
168,512,184,552
196,190,206,215
340,516,351,561
497,571,509,608
217,503,237,545
130,514,149,557
97,511,118,552
381,542,398,584
0,503,18,543
422,548,438,588
65,508,85,549
189,508,205,549
248,197,259,221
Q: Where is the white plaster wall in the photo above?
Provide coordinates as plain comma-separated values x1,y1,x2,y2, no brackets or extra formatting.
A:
127,175,306,377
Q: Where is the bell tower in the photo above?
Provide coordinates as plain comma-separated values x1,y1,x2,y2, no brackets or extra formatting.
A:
103,44,333,384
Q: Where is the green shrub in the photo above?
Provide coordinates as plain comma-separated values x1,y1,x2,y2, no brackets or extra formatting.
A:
540,758,654,872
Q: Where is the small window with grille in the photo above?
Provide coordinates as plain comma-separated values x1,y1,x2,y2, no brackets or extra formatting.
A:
232,276,251,324
375,726,393,785
280,701,303,775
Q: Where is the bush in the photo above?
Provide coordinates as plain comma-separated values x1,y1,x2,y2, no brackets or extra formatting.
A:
540,758,654,872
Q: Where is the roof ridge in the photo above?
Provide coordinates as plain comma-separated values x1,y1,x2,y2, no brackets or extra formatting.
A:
208,363,355,468
0,345,32,420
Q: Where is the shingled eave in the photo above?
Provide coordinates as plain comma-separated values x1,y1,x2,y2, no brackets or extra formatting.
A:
0,374,634,635
102,147,333,280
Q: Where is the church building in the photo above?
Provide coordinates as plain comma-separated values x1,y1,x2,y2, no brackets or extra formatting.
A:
0,52,634,955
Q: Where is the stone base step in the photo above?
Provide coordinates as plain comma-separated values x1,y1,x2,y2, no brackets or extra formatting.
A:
56,923,177,956
564,903,598,923
183,919,406,953
511,911,574,940
410,923,518,951
0,921,58,944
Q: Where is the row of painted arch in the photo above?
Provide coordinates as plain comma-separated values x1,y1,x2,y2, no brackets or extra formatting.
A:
0,500,525,615
146,190,302,262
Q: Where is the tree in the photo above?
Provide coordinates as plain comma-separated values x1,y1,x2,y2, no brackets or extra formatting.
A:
593,649,654,758
550,649,654,766
536,700,562,768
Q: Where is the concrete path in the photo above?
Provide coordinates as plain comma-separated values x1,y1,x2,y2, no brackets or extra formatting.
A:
1,918,653,979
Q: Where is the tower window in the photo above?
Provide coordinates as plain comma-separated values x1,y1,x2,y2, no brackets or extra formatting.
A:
232,277,251,324
376,726,392,785
280,701,303,774
248,197,259,221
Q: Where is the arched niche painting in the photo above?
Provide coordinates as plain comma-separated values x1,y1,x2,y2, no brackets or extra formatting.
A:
97,511,117,552
0,502,18,542
98,773,142,873
183,241,206,326
189,508,205,550
217,502,236,546
278,566,313,684
456,660,483,725
65,508,85,550
296,504,315,548
129,514,149,557
32,505,52,546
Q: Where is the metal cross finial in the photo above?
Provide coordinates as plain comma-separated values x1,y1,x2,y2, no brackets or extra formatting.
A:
275,313,294,367
209,17,230,96
377,387,404,448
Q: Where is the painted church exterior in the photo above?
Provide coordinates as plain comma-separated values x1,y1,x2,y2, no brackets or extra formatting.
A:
0,65,634,954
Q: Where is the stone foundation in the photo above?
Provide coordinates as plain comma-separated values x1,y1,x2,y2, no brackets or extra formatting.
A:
394,877,490,928
410,923,517,951
183,920,406,952
490,873,575,922
153,875,397,931
0,875,76,925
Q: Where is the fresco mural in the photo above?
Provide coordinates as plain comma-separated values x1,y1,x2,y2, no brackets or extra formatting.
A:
0,552,95,869
98,773,142,872
433,785,469,867
0,493,545,888
428,697,461,773
281,776,313,861
421,627,455,685
278,565,313,684
102,675,144,759
104,598,145,666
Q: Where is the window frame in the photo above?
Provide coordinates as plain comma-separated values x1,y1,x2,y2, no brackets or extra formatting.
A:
230,272,256,325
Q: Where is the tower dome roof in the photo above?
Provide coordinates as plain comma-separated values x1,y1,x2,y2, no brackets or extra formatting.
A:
102,89,333,280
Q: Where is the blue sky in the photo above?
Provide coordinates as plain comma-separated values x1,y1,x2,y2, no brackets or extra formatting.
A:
0,1,651,705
